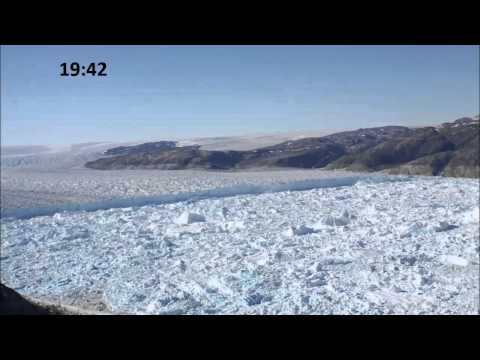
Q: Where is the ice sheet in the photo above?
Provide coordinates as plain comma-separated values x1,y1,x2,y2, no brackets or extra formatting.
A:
1,174,478,314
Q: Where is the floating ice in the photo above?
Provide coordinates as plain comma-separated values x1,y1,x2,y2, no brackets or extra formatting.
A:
224,220,245,232
463,206,479,224
315,208,356,227
434,221,459,232
174,211,206,225
439,255,469,267
1,174,478,314
398,222,425,238
320,214,350,226
283,225,316,236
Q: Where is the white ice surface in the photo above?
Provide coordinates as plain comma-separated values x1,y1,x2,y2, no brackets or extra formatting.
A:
0,142,140,170
1,168,363,210
1,174,479,314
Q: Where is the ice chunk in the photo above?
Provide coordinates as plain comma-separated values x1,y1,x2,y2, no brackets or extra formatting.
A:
434,221,458,232
462,206,479,224
340,209,356,220
146,302,157,313
306,274,328,287
63,227,90,240
174,211,205,225
316,257,353,268
175,260,187,272
283,225,315,236
398,222,424,238
316,209,355,227
226,221,245,232
320,214,350,226
439,255,469,267
245,293,271,306
221,207,229,217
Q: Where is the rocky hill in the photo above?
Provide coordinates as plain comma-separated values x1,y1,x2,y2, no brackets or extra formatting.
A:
85,117,479,178
330,117,479,177
103,141,177,156
0,282,108,315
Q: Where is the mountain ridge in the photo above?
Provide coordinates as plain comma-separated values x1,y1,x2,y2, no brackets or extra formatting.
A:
84,117,479,178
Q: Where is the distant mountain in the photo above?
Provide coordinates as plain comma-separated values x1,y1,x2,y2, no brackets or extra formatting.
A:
103,141,177,156
385,118,479,178
86,146,243,170
85,117,479,178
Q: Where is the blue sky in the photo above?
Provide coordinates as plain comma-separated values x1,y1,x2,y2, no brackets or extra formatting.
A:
1,45,478,146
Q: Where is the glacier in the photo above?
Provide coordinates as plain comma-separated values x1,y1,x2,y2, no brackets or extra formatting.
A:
1,173,479,314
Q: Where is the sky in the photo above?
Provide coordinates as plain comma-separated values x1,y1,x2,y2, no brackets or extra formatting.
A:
1,45,478,146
